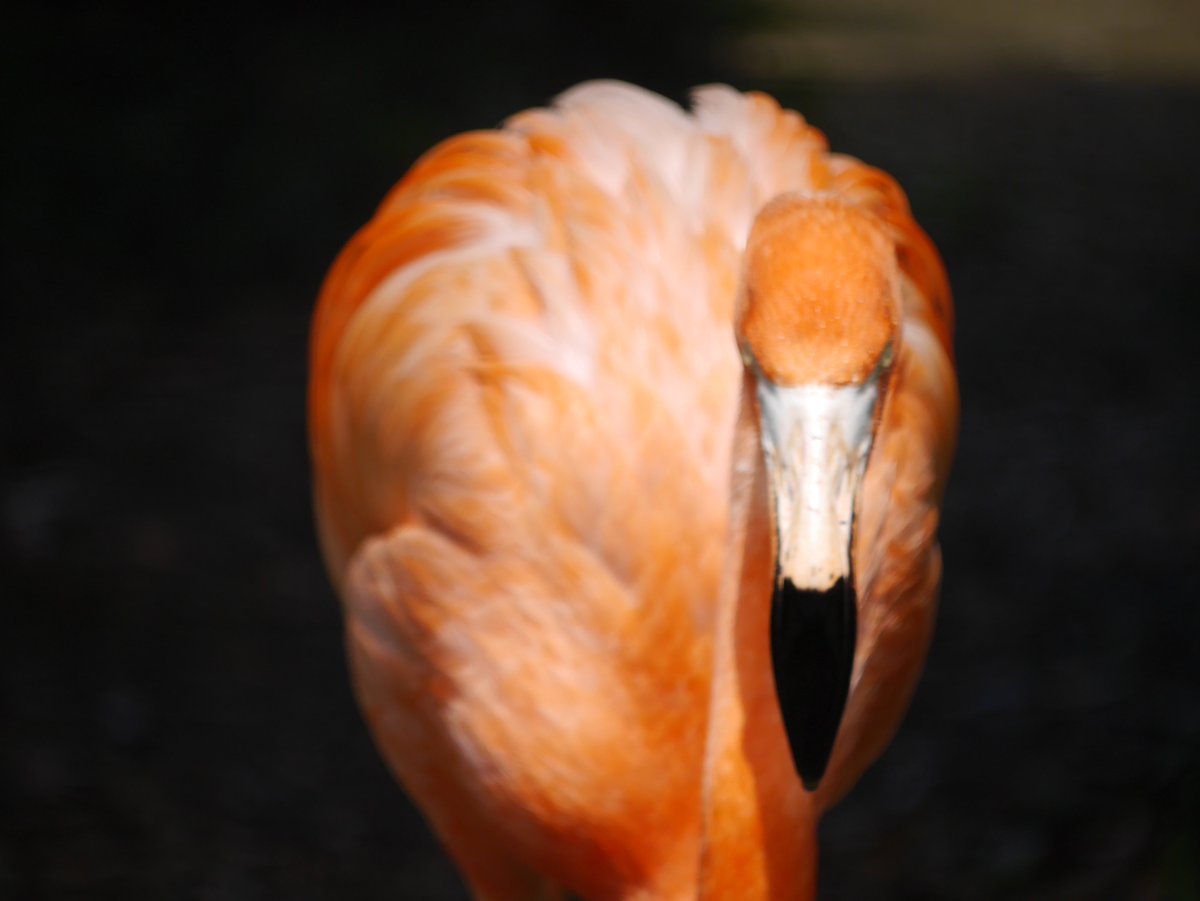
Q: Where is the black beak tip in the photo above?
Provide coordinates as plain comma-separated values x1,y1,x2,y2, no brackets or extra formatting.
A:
770,575,857,793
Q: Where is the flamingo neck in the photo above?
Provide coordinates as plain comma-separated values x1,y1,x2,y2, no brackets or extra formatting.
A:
697,370,819,900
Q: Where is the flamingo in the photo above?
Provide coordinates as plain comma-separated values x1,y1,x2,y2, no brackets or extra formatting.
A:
309,81,957,900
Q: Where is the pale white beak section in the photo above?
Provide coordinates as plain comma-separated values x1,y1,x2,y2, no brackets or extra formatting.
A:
756,377,881,591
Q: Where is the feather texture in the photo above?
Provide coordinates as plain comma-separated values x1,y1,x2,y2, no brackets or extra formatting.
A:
309,81,957,900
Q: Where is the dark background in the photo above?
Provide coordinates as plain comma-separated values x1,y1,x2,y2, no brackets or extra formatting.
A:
4,2,1199,898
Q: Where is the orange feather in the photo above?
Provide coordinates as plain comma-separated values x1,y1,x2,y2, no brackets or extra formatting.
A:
309,81,957,900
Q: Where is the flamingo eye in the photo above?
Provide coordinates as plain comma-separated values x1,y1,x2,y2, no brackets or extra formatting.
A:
739,341,757,371
877,340,894,373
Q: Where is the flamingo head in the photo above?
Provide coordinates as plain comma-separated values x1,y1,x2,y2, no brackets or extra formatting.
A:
735,194,901,790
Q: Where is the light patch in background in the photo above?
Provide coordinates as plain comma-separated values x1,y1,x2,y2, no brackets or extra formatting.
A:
723,0,1200,83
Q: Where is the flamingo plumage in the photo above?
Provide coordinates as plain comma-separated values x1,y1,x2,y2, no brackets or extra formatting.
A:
309,81,957,900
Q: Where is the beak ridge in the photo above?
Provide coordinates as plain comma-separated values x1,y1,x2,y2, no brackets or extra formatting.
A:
755,377,880,790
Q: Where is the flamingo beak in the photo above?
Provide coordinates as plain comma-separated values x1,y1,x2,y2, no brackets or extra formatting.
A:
755,378,880,790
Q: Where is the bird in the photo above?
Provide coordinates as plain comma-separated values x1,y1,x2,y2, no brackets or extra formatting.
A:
309,81,957,900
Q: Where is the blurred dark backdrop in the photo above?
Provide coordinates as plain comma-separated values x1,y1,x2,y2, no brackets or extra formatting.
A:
3,2,1199,898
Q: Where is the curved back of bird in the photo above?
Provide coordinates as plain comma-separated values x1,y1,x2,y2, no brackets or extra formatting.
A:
310,85,953,573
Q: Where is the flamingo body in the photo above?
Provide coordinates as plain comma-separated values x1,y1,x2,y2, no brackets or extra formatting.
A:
309,82,957,900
